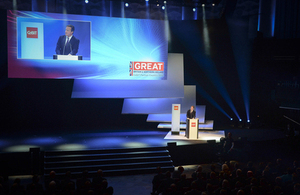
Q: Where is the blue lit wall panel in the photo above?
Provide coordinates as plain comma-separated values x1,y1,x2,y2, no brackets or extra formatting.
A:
71,53,184,98
122,85,195,114
122,98,182,114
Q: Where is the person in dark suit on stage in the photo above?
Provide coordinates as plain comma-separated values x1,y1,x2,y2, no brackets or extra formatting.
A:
186,106,196,119
55,24,80,55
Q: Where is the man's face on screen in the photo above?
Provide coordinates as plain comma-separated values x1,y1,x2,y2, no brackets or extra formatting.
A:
65,27,73,37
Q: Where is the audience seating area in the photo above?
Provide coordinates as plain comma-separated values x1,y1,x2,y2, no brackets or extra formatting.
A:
1,157,300,195
152,159,300,195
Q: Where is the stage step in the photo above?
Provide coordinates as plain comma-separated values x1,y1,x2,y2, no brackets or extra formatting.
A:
44,147,174,177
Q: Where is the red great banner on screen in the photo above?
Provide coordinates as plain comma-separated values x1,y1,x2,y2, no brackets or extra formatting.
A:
129,61,164,77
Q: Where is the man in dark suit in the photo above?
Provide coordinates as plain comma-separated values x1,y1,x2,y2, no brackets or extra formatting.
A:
186,106,196,119
56,24,80,55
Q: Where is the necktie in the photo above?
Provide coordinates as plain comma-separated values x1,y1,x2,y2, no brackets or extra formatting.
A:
66,37,69,44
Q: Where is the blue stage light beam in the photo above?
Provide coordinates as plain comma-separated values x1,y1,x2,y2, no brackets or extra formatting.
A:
145,0,150,19
190,52,241,120
226,17,252,122
188,76,231,119
202,6,210,56
193,7,198,20
271,0,276,37
257,0,262,31
171,20,241,120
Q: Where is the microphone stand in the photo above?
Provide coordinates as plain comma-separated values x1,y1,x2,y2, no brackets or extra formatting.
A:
63,36,67,55
70,43,72,55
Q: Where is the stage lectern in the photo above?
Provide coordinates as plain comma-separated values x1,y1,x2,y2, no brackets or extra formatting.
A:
186,118,199,139
53,55,82,60
171,104,181,135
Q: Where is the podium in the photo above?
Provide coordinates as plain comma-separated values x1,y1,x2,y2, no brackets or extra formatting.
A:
171,104,181,135
53,55,82,60
186,118,199,139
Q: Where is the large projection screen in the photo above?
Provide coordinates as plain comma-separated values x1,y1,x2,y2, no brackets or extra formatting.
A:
7,10,168,80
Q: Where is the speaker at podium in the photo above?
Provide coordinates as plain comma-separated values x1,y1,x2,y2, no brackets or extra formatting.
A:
186,118,199,139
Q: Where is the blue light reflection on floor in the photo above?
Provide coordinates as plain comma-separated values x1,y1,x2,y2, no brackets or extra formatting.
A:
23,137,64,145
0,129,285,152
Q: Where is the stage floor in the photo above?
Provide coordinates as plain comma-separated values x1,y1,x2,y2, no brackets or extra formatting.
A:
0,128,287,153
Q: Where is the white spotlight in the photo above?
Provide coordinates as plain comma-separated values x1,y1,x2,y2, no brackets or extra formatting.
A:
193,8,196,12
202,4,205,7
157,3,159,6
230,118,233,121
164,1,167,4
212,3,215,6
239,119,242,122
247,120,250,123
162,6,165,10
85,0,89,3
145,0,149,1
125,2,129,7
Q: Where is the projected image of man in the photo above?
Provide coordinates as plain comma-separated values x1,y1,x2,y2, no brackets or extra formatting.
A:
55,24,80,55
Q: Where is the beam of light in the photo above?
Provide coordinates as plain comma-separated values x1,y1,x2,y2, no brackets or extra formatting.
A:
202,6,210,56
164,0,169,44
271,0,276,37
63,0,67,15
122,2,126,18
257,0,262,31
226,17,251,122
193,8,197,20
170,21,240,120
110,1,113,17
101,0,107,17
182,6,185,20
194,56,240,120
146,0,149,19
188,76,231,119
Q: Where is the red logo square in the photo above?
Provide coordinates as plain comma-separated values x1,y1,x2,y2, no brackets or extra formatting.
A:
27,27,38,38
191,122,196,127
174,106,178,110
